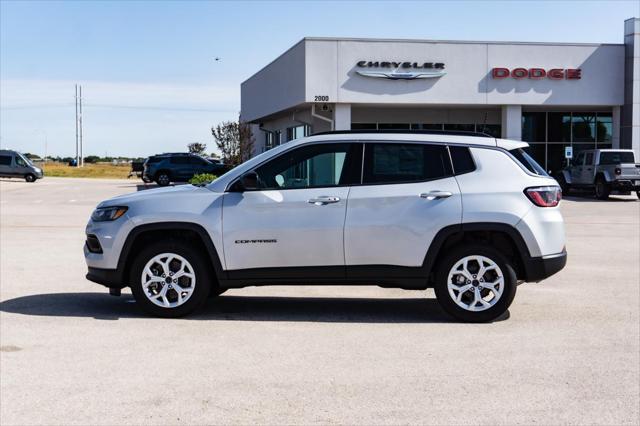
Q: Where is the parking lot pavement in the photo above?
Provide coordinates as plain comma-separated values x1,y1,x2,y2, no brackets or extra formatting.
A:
1,177,638,425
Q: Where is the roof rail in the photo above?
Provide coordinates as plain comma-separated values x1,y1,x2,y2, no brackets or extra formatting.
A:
312,129,495,138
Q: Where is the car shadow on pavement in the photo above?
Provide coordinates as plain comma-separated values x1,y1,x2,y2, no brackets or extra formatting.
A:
0,292,510,323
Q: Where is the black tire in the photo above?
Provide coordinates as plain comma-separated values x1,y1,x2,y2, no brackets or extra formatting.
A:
155,172,171,186
129,240,212,317
24,174,36,183
433,244,517,323
594,177,610,200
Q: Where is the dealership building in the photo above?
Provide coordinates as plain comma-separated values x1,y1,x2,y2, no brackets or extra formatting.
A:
241,18,640,172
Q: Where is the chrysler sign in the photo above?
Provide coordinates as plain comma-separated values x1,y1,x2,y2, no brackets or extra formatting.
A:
356,61,446,80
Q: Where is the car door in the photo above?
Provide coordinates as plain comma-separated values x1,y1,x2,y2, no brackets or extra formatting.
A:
169,155,191,181
344,142,462,269
189,156,210,177
581,152,594,183
222,142,361,273
571,152,585,184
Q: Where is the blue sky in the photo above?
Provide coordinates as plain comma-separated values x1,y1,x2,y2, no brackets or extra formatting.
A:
1,0,638,157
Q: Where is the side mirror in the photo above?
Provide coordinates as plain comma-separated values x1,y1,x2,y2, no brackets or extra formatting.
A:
231,171,259,192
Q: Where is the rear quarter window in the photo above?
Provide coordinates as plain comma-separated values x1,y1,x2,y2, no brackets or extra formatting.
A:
509,148,548,176
599,151,635,165
0,155,12,166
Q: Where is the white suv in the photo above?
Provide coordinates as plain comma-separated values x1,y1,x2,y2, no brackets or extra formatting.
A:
84,131,566,322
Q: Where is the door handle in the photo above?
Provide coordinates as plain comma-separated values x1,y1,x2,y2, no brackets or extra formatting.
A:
420,191,453,200
307,196,341,205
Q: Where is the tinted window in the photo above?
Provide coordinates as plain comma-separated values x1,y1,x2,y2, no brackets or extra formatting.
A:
146,156,161,164
599,151,636,165
585,153,594,165
170,156,190,165
189,156,209,165
254,143,361,190
0,155,11,166
509,148,548,176
363,143,451,184
449,146,476,175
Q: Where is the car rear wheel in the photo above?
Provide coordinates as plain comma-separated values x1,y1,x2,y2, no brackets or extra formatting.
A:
130,241,211,317
155,173,170,186
24,174,36,182
434,245,517,323
594,178,610,200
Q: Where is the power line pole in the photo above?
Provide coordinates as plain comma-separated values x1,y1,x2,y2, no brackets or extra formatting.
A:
79,85,83,167
75,84,79,167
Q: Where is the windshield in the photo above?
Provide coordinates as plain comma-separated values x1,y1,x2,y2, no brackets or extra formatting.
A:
18,153,33,166
509,148,548,176
599,151,635,165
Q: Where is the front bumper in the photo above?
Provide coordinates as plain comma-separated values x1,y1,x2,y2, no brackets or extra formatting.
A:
522,250,567,282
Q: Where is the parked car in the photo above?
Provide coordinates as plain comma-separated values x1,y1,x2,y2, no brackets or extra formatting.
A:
557,149,640,199
142,153,231,186
85,130,566,322
0,149,43,182
128,161,144,179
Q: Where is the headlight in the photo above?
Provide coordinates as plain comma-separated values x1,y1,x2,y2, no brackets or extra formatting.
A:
91,206,128,222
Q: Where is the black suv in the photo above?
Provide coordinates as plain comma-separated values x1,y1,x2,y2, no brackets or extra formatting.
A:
142,153,231,186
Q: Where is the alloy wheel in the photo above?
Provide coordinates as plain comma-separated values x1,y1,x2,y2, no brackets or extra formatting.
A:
446,255,504,312
141,253,196,308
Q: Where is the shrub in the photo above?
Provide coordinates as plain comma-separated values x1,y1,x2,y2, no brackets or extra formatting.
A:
189,173,217,185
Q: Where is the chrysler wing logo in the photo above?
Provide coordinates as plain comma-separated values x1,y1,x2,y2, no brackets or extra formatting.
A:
356,61,446,80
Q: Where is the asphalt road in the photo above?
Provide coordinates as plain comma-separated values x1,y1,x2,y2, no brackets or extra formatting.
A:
1,177,639,425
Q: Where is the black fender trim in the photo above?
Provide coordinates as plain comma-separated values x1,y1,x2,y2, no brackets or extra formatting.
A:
421,222,562,282
87,222,226,288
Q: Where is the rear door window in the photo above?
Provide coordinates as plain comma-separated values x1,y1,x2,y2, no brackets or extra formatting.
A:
362,143,452,184
170,156,190,165
0,155,12,166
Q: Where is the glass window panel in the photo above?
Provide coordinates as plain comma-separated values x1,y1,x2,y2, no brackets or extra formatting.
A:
572,113,596,142
411,123,444,130
547,113,571,142
351,123,377,130
547,144,570,173
0,155,12,165
521,112,546,142
596,113,612,143
378,123,411,130
363,143,451,184
476,124,501,138
255,143,356,189
444,124,475,132
523,144,547,171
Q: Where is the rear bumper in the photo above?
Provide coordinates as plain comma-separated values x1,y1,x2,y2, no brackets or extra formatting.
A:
522,250,567,282
611,180,640,191
86,267,126,289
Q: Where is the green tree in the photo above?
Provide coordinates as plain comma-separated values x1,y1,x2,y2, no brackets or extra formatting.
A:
211,120,254,166
187,142,207,155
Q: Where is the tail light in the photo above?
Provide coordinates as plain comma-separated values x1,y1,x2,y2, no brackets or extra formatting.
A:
524,186,562,207
614,167,621,175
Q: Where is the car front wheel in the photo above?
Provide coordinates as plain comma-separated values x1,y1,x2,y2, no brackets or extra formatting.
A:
434,245,517,323
24,174,36,182
130,241,211,317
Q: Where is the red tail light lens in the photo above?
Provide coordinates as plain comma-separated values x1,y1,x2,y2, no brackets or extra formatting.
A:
614,167,621,175
524,186,562,207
